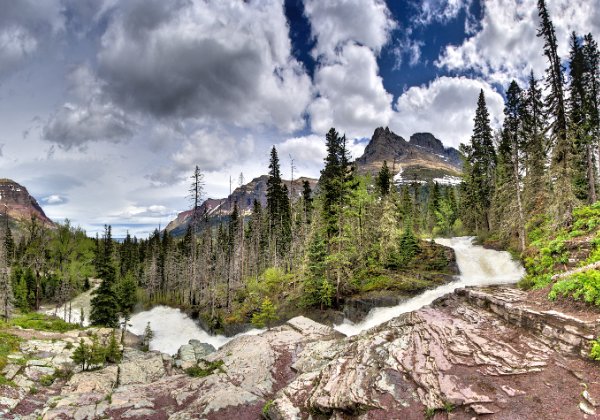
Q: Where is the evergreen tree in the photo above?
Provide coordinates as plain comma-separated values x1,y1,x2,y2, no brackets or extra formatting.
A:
302,180,313,224
461,90,497,232
521,71,548,216
568,32,596,202
537,0,574,221
90,225,119,327
376,161,392,196
266,146,292,261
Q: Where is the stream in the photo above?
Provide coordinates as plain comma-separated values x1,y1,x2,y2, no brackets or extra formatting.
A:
333,236,525,336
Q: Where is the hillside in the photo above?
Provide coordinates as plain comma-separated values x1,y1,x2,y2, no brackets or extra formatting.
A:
0,179,54,229
355,127,462,185
165,175,318,236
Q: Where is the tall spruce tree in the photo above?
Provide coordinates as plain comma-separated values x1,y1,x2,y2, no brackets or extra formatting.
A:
568,32,596,202
266,146,291,263
521,71,548,216
493,81,526,249
90,225,119,327
537,0,574,221
461,90,496,232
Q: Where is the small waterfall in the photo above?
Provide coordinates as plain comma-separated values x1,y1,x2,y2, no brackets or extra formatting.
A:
128,306,264,355
334,236,525,336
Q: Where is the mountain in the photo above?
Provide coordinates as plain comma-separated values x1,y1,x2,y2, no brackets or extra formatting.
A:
355,127,462,185
0,178,54,227
165,175,318,236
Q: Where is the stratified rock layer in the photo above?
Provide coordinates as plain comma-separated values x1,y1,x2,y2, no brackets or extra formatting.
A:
3,288,600,419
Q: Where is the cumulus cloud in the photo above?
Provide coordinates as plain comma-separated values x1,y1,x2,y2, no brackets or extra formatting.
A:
42,65,136,149
391,76,505,148
148,128,255,185
303,0,396,60
436,0,600,85
43,102,135,149
309,44,394,138
304,0,396,138
96,0,312,132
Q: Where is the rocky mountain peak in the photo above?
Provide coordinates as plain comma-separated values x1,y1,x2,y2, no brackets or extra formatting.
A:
409,132,445,155
355,127,462,184
0,178,54,226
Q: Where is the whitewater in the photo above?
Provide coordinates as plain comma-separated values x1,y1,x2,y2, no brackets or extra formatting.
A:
333,236,525,336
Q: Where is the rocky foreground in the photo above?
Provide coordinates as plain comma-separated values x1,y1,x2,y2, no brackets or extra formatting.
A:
2,286,600,419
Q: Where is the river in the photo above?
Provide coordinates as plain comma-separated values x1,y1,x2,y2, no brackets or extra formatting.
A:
56,236,524,354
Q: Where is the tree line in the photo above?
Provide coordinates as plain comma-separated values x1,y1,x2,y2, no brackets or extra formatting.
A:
460,0,599,250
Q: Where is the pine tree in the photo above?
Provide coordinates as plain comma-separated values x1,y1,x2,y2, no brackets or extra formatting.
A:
90,225,119,327
461,90,497,232
266,146,292,262
583,34,600,171
376,161,392,196
568,32,596,202
537,0,574,221
302,180,313,224
493,81,526,249
521,71,548,216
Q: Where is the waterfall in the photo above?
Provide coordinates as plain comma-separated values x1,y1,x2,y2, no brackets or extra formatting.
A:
333,236,525,337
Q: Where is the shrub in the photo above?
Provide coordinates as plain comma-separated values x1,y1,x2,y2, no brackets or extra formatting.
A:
590,338,600,361
549,270,600,306
11,313,79,333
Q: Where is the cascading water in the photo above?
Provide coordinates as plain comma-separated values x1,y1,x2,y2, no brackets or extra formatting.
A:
333,236,525,337
128,306,264,355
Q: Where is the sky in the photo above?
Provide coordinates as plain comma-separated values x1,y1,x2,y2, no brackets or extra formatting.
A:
0,0,598,238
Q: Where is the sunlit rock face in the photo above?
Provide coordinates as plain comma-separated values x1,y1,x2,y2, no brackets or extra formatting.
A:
0,178,54,227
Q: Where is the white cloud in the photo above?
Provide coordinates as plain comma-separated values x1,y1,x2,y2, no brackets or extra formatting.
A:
41,194,67,205
436,0,600,85
0,26,38,79
415,0,472,26
43,102,135,149
391,76,505,148
303,0,396,60
309,44,394,138
96,0,313,132
304,0,396,138
149,128,255,185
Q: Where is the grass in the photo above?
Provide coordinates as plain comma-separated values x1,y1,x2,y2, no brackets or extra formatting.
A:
184,359,225,378
10,313,80,333
0,330,22,375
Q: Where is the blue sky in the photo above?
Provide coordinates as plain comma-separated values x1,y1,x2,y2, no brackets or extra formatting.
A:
0,0,598,237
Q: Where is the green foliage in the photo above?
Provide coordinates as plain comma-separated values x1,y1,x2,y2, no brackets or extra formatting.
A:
39,374,55,386
589,338,600,361
11,313,79,332
262,399,274,418
0,331,21,378
251,297,278,329
549,270,600,306
72,339,91,371
142,322,153,351
184,359,225,378
105,330,121,363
